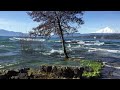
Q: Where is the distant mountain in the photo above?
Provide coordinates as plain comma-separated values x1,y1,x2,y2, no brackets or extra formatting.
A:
94,27,116,33
0,29,26,36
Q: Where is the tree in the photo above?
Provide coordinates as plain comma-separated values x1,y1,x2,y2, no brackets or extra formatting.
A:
27,11,84,59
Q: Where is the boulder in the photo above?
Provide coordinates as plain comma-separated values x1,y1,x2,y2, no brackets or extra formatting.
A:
11,76,19,79
40,65,47,72
46,66,52,73
18,73,28,79
55,67,63,77
62,67,74,78
52,66,57,73
0,70,19,79
73,67,80,78
19,68,30,73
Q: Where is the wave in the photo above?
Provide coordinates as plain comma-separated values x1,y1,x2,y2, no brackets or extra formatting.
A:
50,49,64,54
0,45,13,48
105,64,120,69
0,62,20,69
77,41,85,44
67,44,81,49
41,49,64,56
0,52,17,56
88,47,120,54
72,45,81,48
84,41,104,46
67,44,72,48
54,40,61,43
103,62,120,70
9,37,46,42
0,64,4,69
41,48,73,56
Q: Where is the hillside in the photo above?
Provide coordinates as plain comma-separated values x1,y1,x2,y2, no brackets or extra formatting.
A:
0,29,25,36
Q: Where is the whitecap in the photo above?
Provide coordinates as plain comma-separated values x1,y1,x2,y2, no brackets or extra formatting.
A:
66,41,72,43
50,49,64,54
0,65,4,69
0,45,13,48
41,49,64,56
9,37,45,42
77,41,85,44
67,44,71,48
55,40,61,43
84,41,104,46
88,48,120,54
102,62,120,70
105,64,120,69
5,63,14,67
72,45,81,48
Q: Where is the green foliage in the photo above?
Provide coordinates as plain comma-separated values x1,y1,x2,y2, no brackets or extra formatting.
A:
80,60,103,78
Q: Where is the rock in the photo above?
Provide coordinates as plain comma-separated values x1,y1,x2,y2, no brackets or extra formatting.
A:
40,65,47,72
19,68,30,73
11,76,19,79
6,70,19,77
62,67,74,78
0,70,19,79
46,66,52,73
55,67,63,77
33,74,41,79
79,67,84,79
73,67,80,78
52,66,57,73
18,73,28,79
39,66,43,72
0,65,89,79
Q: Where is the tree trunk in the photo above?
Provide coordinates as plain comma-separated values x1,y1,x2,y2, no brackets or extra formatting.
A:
57,19,69,59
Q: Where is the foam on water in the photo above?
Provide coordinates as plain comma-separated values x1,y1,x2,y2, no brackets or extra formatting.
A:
54,40,61,43
9,37,46,42
67,44,71,48
50,49,64,54
88,47,120,54
85,41,104,46
0,45,13,48
0,66,4,69
102,62,120,71
72,45,81,48
105,64,120,69
41,49,64,56
77,41,85,44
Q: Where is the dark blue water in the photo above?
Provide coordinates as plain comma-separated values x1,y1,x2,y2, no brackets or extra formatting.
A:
0,36,120,78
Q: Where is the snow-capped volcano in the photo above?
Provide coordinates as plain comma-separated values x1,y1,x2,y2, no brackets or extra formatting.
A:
95,27,115,33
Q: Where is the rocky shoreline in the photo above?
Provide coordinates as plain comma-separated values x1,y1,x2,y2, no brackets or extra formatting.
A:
0,65,99,79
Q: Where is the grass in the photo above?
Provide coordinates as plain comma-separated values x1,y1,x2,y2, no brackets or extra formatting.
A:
80,60,103,78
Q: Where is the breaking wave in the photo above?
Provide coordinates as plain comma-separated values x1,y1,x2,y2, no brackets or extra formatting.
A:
41,49,64,56
0,45,14,48
88,47,120,54
9,37,46,42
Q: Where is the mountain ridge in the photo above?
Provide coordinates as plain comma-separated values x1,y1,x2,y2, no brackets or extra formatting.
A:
0,29,26,36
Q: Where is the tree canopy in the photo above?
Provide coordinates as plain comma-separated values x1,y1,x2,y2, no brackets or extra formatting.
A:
27,11,84,59
27,11,84,37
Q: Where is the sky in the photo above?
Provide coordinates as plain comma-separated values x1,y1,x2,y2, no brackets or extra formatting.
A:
0,11,120,34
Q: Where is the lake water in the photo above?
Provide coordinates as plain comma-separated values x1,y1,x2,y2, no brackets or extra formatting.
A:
0,36,120,79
